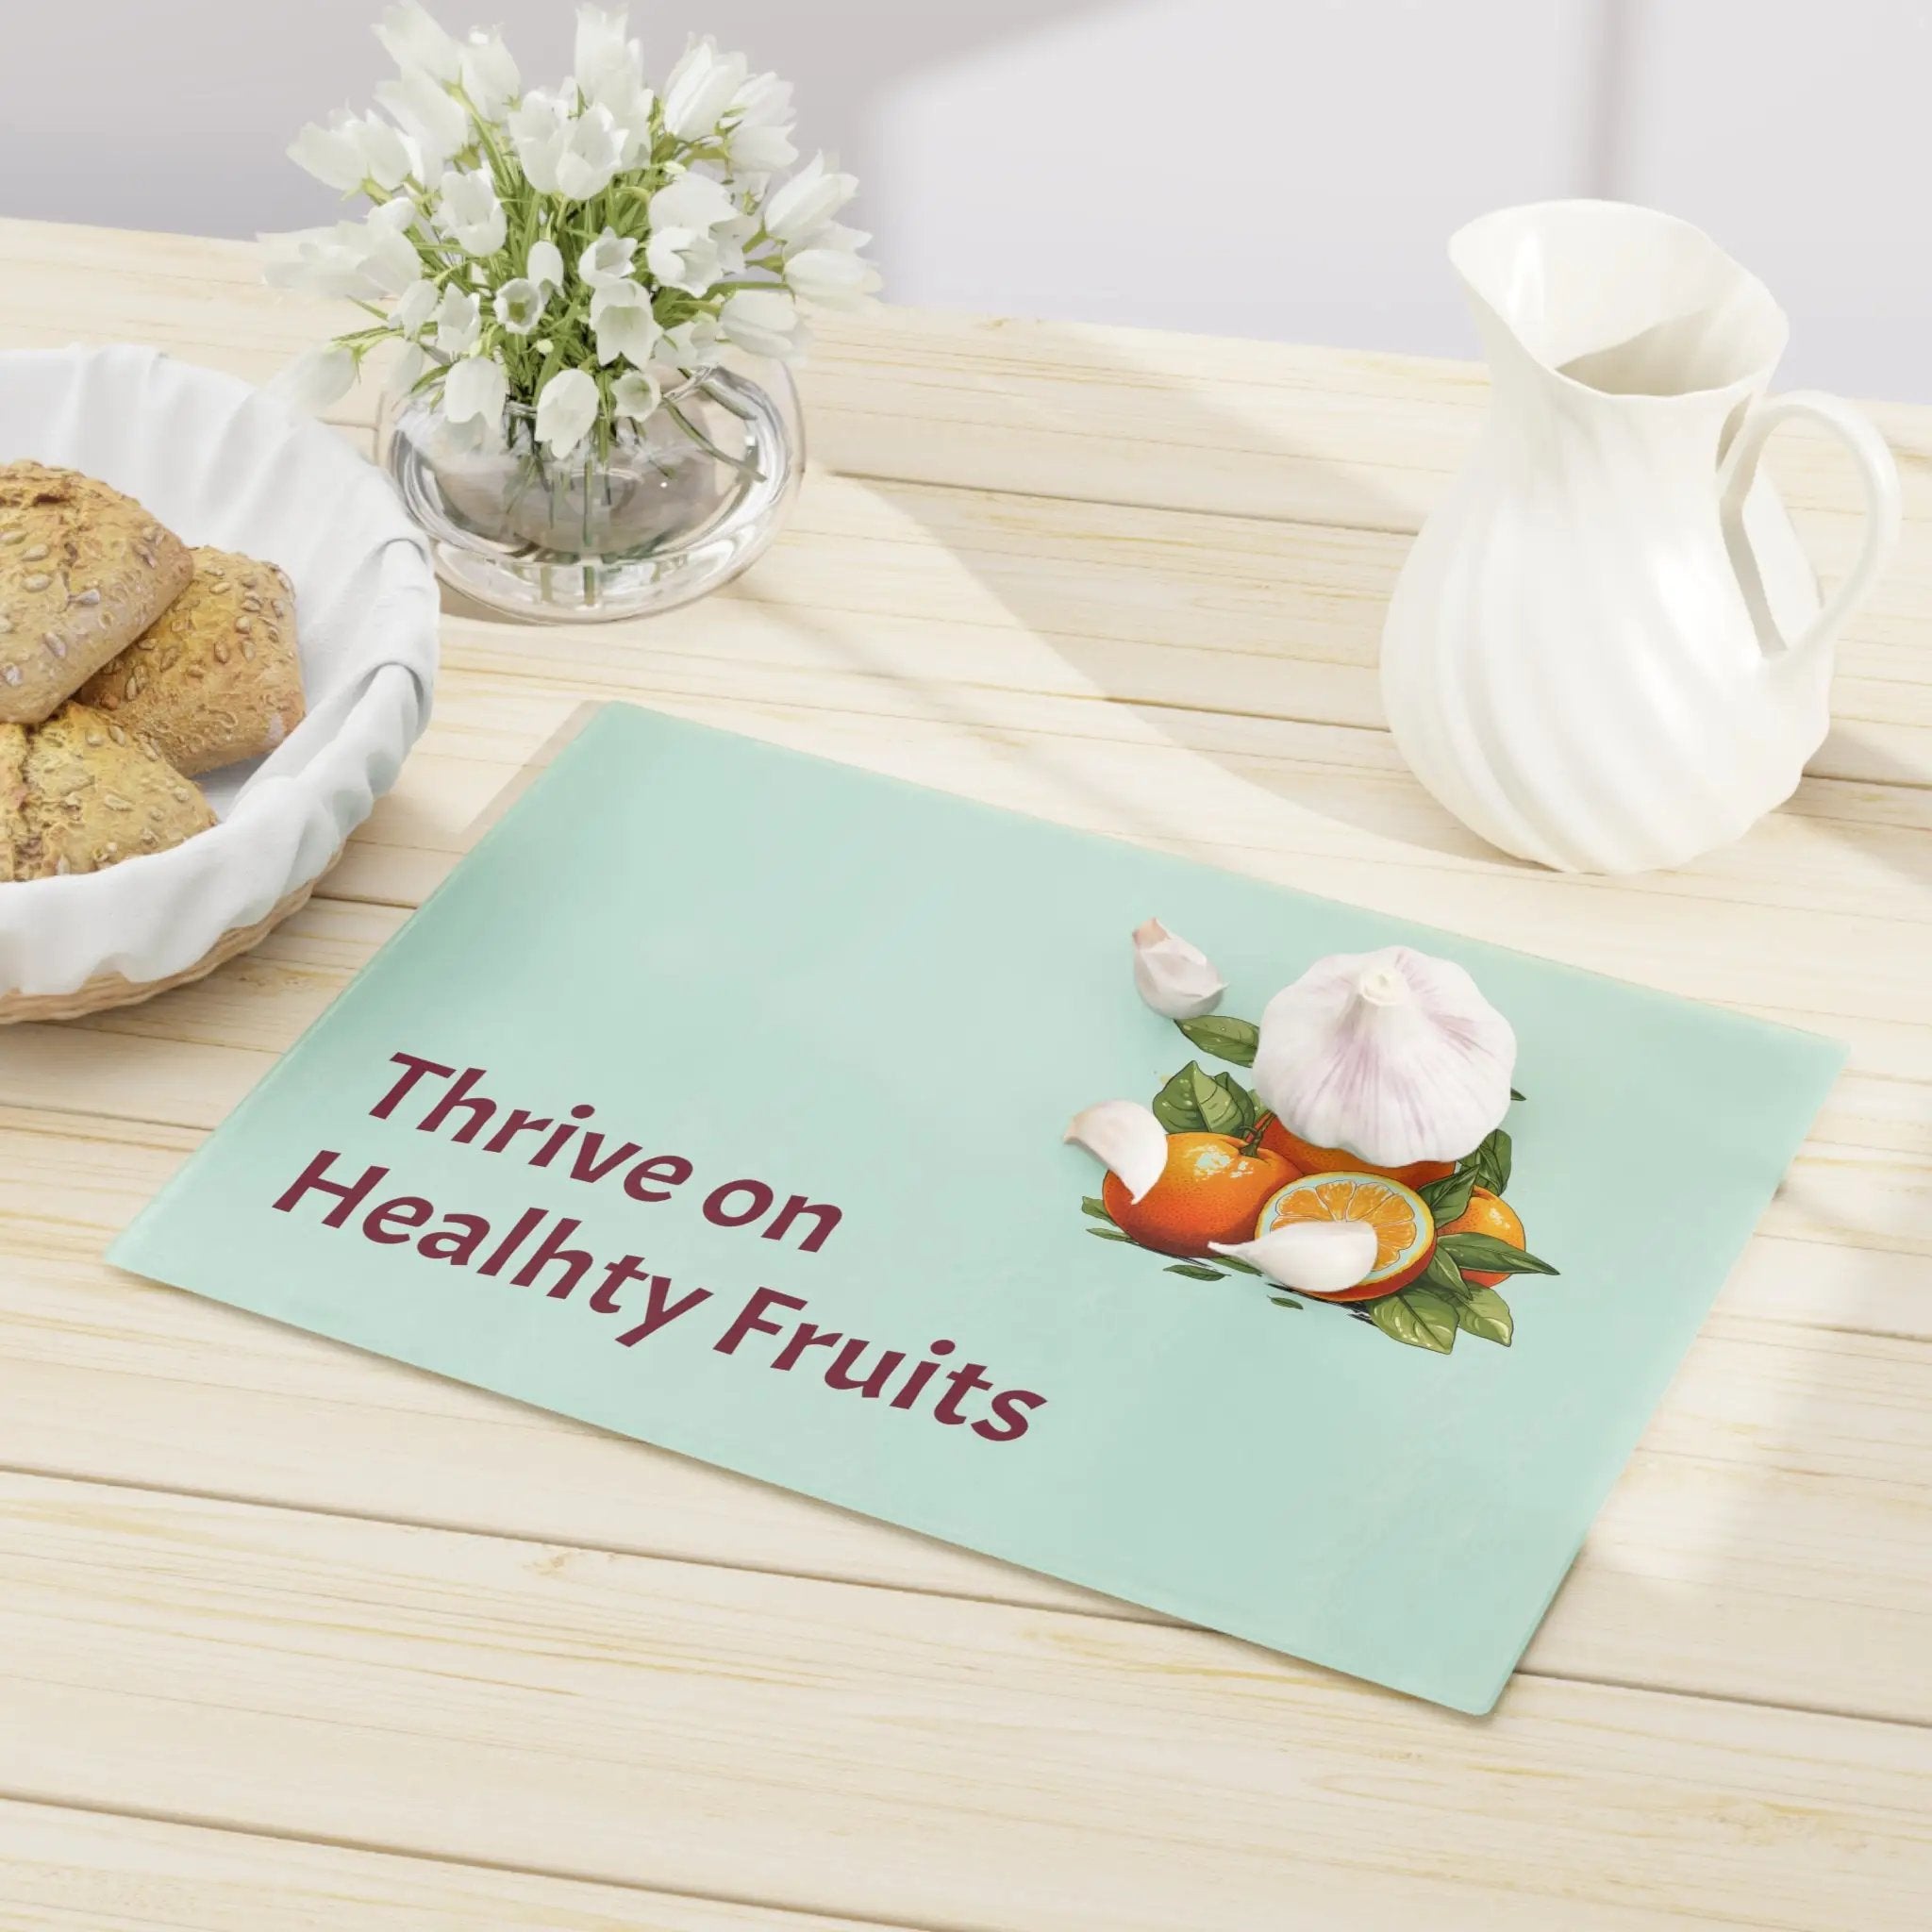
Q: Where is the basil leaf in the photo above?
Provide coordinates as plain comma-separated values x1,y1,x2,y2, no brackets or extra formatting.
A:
1420,1167,1477,1224
1365,1286,1457,1353
1473,1126,1513,1193
1165,1262,1224,1281
1437,1231,1557,1276
1191,1061,1246,1136
1081,1195,1115,1223
1175,1015,1259,1067
1454,1285,1514,1344
1151,1061,1209,1132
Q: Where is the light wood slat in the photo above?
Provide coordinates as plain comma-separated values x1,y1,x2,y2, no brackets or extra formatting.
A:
4,1474,1931,1932
0,1799,896,1932
2,1107,1929,1723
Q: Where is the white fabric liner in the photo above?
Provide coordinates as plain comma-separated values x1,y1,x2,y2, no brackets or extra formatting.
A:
0,345,439,996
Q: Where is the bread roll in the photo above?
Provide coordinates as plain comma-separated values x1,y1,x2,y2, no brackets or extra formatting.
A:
77,546,304,774
0,462,193,726
0,701,214,881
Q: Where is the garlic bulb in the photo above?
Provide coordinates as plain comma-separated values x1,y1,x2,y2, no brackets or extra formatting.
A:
1210,1222,1378,1297
1251,944,1515,1168
1131,918,1224,1019
1064,1099,1169,1204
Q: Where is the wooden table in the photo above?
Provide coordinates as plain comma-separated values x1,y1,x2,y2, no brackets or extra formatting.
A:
1,217,1928,1931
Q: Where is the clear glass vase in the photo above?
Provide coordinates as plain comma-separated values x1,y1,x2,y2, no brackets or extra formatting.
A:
378,359,803,622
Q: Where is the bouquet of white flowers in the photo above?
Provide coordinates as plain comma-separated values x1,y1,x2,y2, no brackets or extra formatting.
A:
266,1,877,469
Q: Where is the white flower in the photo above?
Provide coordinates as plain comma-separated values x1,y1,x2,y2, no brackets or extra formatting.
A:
554,103,626,201
785,244,879,310
376,66,468,171
493,277,547,334
612,367,662,422
659,313,721,371
726,71,795,177
577,227,637,288
765,152,858,245
573,3,652,148
270,343,357,412
590,280,661,367
645,226,723,296
442,350,508,429
648,171,738,233
433,283,480,354
661,35,747,140
436,167,506,256
527,239,564,291
1128,919,1224,1019
535,367,599,458
508,89,571,193
719,287,801,358
392,275,439,335
391,340,428,392
288,110,412,192
375,1,460,81
458,29,520,118
261,207,416,300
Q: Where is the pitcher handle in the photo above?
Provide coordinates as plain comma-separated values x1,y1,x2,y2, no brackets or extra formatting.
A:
1719,390,1901,666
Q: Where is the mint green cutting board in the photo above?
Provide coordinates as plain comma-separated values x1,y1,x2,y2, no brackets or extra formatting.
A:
111,704,1844,1712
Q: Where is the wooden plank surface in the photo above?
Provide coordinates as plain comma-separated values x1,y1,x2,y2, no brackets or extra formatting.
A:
2,215,1930,1927
4,1474,1931,1932
0,1800,893,1932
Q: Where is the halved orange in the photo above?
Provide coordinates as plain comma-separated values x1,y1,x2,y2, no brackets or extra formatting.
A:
1255,1172,1436,1301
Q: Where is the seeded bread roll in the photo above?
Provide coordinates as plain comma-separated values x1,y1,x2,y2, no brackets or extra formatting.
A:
0,462,193,726
0,701,214,881
76,546,304,775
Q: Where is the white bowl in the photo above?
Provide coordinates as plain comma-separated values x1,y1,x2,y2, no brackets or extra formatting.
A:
0,345,439,1001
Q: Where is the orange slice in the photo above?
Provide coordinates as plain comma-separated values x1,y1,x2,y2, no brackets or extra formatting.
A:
1255,1172,1436,1300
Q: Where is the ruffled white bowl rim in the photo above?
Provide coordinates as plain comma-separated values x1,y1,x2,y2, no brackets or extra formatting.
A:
0,344,438,997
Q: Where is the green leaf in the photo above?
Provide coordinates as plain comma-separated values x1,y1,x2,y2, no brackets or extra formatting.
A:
1165,1262,1225,1281
1364,1285,1458,1354
1268,1294,1304,1312
1419,1166,1477,1224
1509,1088,1525,1103
1471,1126,1513,1193
1086,1225,1135,1244
1438,1231,1558,1276
1151,1060,1210,1132
1080,1195,1116,1224
1211,1251,1263,1277
1420,1245,1467,1297
1213,1070,1258,1133
1191,1061,1247,1136
1454,1284,1514,1344
1174,1015,1260,1067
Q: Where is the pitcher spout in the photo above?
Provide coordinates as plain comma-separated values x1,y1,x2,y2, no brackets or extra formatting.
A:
1451,201,1788,410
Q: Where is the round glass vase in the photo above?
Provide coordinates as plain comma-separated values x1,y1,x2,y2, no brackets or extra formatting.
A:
378,359,803,622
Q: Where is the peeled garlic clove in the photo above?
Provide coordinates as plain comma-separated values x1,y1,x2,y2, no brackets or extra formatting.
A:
1210,1221,1379,1297
1131,917,1225,1019
1252,944,1516,1168
1064,1099,1169,1203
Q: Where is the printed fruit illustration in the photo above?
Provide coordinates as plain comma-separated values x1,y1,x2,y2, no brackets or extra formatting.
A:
1103,1134,1298,1258
1254,1172,1436,1300
1257,1117,1455,1191
1441,1186,1525,1286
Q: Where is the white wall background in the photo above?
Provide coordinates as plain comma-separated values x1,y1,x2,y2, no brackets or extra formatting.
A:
1,0,1926,396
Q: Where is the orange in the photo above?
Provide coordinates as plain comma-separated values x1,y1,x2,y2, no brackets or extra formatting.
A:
1104,1134,1298,1258
1255,1172,1436,1301
1257,1118,1455,1191
1441,1187,1524,1287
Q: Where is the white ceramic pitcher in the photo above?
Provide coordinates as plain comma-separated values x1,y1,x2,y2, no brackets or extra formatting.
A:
1381,201,1901,874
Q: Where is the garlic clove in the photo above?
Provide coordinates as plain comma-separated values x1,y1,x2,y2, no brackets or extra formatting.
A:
1131,917,1225,1019
1064,1099,1169,1204
1251,944,1516,1168
1210,1221,1379,1297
